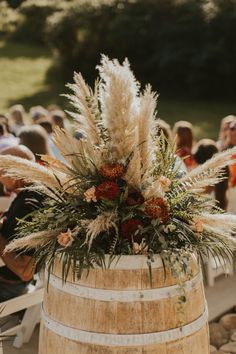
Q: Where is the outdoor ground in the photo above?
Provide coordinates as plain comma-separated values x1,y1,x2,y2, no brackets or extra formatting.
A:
0,40,236,140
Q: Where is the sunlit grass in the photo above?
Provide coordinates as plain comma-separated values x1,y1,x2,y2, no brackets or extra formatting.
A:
0,40,235,140
0,40,68,115
0,41,53,111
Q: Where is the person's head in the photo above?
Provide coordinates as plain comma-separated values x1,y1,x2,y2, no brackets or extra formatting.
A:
37,118,53,135
228,120,236,146
173,121,194,151
29,106,48,123
47,104,61,112
193,139,218,165
9,104,25,126
18,125,51,161
156,119,172,141
0,145,35,192
51,110,65,130
219,115,236,143
0,114,10,133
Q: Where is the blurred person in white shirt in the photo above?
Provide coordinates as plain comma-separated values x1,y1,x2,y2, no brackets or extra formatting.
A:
0,122,18,152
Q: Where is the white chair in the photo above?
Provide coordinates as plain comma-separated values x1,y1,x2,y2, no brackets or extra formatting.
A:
0,272,43,348
205,255,234,287
203,190,235,286
0,194,43,348
227,187,236,214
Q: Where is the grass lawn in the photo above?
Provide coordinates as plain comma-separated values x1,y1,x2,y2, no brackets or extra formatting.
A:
0,40,66,114
0,40,235,140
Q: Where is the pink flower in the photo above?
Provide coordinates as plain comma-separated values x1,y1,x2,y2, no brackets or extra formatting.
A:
194,220,204,233
84,186,97,203
132,242,148,255
159,176,171,191
57,229,74,247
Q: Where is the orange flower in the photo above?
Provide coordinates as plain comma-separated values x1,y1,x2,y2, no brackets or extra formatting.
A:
194,220,204,233
57,229,74,248
100,163,125,179
145,197,170,222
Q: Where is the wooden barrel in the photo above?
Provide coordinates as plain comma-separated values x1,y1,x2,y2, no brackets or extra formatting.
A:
39,255,209,354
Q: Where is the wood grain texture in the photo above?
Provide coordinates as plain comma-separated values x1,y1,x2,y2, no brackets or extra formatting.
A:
39,323,209,354
39,255,209,354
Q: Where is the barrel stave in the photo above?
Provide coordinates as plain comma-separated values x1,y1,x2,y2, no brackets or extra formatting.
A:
39,255,209,354
43,282,205,334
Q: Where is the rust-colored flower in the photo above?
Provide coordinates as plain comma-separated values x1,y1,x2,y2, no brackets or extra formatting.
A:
145,197,170,222
96,181,120,200
126,187,144,206
121,219,144,243
100,163,125,179
57,229,73,248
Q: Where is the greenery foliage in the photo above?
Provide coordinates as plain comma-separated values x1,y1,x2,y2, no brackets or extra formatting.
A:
1,39,234,138
0,1,20,36
6,0,25,8
10,0,61,44
3,0,236,97
3,57,236,281
44,0,236,98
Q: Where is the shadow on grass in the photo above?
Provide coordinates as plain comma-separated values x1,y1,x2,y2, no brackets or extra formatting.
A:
7,87,67,110
7,66,70,110
0,40,51,59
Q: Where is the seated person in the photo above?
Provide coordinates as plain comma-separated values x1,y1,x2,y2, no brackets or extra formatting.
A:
193,139,229,210
0,145,44,302
173,120,197,170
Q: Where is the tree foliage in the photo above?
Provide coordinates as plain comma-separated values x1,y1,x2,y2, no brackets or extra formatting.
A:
5,0,236,98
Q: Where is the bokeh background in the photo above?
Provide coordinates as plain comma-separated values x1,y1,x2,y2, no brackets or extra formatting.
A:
0,0,236,139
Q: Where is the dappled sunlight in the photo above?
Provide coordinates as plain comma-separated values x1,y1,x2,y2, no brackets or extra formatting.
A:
0,42,52,112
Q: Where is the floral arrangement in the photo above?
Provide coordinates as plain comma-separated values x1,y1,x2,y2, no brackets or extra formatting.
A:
2,56,236,280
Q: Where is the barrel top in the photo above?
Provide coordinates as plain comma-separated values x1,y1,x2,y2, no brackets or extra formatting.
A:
52,253,198,271
103,255,163,270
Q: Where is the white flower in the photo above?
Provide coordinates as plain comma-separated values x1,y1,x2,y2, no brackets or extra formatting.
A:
132,241,148,255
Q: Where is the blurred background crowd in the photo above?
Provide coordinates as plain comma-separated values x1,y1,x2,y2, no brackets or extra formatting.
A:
1,0,236,140
1,103,236,215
